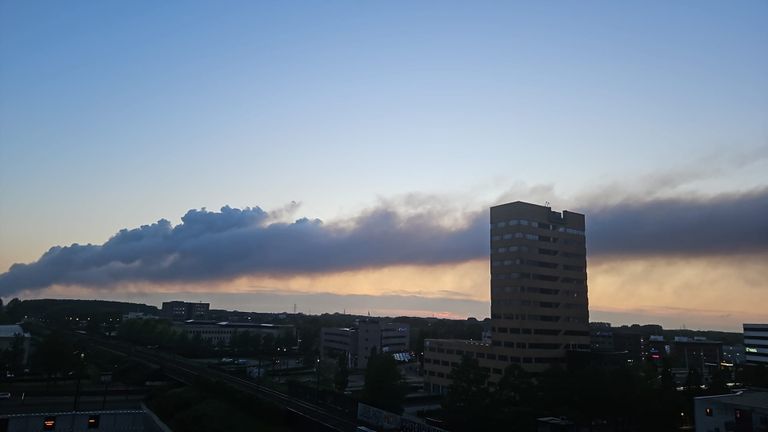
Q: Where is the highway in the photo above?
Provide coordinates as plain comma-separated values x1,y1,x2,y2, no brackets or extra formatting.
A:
80,336,361,432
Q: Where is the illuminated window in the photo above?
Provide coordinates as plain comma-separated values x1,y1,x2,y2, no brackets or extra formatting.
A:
88,415,100,429
705,408,713,416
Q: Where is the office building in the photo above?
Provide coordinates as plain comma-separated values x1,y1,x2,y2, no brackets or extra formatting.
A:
321,320,410,369
161,301,210,321
175,320,295,346
590,322,615,352
424,201,590,392
488,201,590,370
744,323,768,366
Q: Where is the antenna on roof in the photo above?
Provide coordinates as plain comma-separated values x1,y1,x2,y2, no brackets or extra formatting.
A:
545,201,551,207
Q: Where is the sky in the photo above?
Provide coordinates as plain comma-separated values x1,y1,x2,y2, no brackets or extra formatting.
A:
1,1,766,331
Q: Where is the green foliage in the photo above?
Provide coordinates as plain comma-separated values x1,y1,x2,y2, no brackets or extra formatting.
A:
438,361,692,432
362,353,406,414
0,334,26,374
334,355,349,392
738,364,768,387
117,319,215,358
31,330,80,378
442,356,491,430
2,299,157,331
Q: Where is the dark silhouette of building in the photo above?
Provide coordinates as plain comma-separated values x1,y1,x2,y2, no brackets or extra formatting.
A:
161,301,210,321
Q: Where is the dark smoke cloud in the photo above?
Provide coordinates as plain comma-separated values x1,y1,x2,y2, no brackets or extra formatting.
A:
586,188,768,256
0,205,488,294
1,188,766,294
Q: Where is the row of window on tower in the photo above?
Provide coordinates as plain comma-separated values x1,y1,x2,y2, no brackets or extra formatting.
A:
492,272,586,284
490,313,587,323
491,232,585,245
493,286,584,297
491,219,585,235
491,258,584,272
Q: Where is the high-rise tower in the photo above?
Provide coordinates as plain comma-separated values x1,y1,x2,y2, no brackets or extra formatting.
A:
489,201,590,371
423,201,591,393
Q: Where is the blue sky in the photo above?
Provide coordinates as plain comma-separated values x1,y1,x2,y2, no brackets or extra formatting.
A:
1,1,766,329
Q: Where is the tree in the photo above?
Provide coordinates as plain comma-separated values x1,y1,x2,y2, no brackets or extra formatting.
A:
334,355,349,392
362,353,406,413
442,356,490,431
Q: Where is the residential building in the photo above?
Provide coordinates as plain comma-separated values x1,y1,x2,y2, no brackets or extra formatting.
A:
744,323,768,366
424,201,591,392
161,301,210,321
694,390,768,432
321,320,410,369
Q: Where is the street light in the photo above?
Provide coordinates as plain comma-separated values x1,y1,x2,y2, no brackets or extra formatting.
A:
315,357,321,403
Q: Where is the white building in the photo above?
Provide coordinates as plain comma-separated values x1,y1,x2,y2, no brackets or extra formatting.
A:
321,320,410,369
694,390,768,432
175,320,295,346
744,323,768,366
0,324,31,365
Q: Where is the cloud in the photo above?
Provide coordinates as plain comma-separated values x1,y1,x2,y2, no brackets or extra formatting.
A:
586,187,768,256
1,187,766,295
0,204,487,295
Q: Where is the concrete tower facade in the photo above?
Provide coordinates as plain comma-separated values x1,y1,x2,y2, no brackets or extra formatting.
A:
423,201,591,393
489,201,590,372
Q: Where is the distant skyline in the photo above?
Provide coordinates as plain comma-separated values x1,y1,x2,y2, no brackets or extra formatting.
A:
1,1,767,331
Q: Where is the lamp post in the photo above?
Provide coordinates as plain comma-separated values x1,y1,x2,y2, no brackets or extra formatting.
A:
72,352,85,412
315,357,320,403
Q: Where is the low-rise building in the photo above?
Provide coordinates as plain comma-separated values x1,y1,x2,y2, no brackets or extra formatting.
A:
612,332,644,363
0,324,31,365
647,335,723,369
422,339,501,394
694,390,768,432
175,320,295,346
161,301,210,321
320,320,410,369
590,322,614,352
122,312,159,321
0,408,170,432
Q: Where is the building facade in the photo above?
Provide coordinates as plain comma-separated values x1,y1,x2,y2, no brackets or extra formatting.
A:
175,320,295,346
321,320,410,369
744,323,768,366
161,301,210,321
694,390,768,432
0,324,31,365
424,201,591,392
